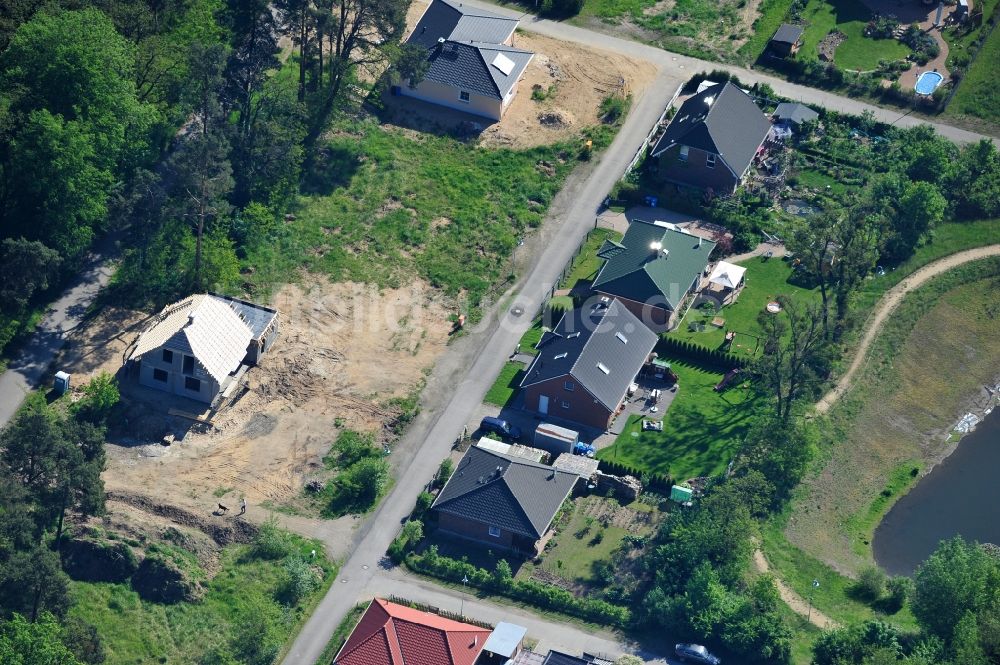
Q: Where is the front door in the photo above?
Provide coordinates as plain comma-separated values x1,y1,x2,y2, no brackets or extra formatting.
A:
538,395,549,415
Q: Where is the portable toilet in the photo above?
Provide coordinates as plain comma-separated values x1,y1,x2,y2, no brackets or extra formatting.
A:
53,371,71,396
670,484,694,504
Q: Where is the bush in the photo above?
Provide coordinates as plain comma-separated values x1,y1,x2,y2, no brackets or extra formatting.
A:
387,520,424,563
855,565,887,601
328,430,379,468
72,372,120,423
412,491,434,519
599,95,630,125
436,458,454,487
884,575,912,612
251,517,294,560
279,556,319,605
540,0,584,17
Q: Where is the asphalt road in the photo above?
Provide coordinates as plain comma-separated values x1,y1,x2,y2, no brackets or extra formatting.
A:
464,0,993,146
282,10,997,665
0,246,115,427
280,62,688,665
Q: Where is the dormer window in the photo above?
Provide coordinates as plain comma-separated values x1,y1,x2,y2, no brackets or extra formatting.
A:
679,145,689,162
706,153,716,169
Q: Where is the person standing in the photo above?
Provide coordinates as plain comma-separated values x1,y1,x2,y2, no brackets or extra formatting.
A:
239,498,247,515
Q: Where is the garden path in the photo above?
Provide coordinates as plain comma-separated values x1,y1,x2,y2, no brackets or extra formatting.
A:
752,550,839,629
816,243,1000,414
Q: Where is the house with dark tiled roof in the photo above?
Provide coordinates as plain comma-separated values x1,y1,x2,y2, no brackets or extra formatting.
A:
333,597,491,665
401,0,533,120
650,81,773,195
770,23,804,57
591,221,716,332
519,298,658,430
431,446,577,554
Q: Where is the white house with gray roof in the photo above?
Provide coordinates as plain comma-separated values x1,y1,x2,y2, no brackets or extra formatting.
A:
402,0,533,120
127,294,278,404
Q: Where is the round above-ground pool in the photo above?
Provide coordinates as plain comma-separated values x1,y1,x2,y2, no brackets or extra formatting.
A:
915,71,944,95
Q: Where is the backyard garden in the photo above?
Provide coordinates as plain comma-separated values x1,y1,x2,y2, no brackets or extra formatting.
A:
943,0,1000,128
795,0,911,70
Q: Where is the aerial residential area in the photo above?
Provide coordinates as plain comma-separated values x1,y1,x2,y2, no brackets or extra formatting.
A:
1,0,999,663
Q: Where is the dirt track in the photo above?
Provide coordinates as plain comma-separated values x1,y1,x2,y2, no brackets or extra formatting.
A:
752,550,837,629
815,245,1000,414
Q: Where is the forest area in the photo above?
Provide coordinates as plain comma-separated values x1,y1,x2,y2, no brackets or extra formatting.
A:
0,0,418,662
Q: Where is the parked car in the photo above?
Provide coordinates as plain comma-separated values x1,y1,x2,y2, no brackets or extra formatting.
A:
675,643,721,664
573,441,596,457
479,416,522,441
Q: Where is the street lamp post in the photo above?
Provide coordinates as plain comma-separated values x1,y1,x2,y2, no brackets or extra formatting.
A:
461,575,469,617
807,579,820,623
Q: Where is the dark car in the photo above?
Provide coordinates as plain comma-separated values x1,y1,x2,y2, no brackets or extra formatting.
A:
479,416,522,441
675,643,721,665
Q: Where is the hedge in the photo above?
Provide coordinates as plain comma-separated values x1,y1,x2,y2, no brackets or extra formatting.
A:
406,547,632,628
655,336,750,369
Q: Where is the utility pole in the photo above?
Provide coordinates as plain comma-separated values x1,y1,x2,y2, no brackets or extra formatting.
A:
460,575,469,617
807,578,819,623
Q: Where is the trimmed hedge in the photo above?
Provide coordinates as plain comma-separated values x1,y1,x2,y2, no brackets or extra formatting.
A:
406,547,632,628
655,336,749,369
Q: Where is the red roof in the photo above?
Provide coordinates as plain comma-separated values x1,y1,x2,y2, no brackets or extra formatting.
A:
335,598,493,665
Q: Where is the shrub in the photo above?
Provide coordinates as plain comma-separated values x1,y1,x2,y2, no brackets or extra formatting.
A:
884,575,912,612
280,556,319,605
855,565,887,601
251,517,294,560
72,372,120,423
598,95,630,124
436,458,454,487
328,456,391,515
412,491,434,519
540,0,584,17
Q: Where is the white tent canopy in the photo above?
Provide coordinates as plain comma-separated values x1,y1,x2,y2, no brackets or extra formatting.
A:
708,261,747,290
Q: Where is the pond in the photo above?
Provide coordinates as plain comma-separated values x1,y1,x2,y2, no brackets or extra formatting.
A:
782,198,821,217
873,408,1000,576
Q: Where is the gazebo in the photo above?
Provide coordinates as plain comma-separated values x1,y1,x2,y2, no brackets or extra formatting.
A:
707,261,747,304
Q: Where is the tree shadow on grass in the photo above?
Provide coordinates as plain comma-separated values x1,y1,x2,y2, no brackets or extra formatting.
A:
300,144,362,196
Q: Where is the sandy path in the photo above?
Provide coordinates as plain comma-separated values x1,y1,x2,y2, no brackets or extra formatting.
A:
752,550,837,629
816,245,1000,414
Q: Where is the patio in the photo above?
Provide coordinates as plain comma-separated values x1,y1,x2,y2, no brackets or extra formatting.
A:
609,371,679,435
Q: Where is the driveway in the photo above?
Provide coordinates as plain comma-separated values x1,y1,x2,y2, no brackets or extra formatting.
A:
280,62,688,665
0,244,116,427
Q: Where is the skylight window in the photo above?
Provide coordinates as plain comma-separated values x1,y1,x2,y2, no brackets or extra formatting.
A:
567,332,581,339
554,352,568,360
616,332,628,344
597,362,610,375
491,53,515,76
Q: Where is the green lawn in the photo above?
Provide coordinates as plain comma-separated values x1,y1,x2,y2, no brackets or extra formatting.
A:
946,21,1000,124
518,319,545,355
670,256,820,352
534,506,633,585
798,0,911,70
793,167,850,196
597,359,758,480
245,116,584,311
484,361,526,407
69,538,336,665
560,227,622,291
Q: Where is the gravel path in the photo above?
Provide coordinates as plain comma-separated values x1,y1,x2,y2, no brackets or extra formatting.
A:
753,550,837,629
815,244,1000,414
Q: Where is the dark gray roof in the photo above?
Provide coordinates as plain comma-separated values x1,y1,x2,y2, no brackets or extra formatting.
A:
520,298,657,412
592,221,716,311
772,23,804,45
432,446,576,539
406,0,531,100
651,81,772,177
774,102,819,126
212,293,277,341
408,0,516,47
543,653,592,665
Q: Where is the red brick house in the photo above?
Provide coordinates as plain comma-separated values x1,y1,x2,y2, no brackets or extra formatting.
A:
519,298,658,430
650,81,773,195
334,597,492,665
431,446,577,555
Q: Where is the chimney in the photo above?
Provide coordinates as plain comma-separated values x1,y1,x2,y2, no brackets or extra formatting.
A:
698,236,703,248
649,241,662,258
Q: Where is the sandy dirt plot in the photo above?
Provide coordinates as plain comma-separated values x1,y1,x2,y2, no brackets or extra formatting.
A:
392,0,658,148
59,278,452,531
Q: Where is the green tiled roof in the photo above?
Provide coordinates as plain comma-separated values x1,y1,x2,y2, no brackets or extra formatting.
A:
592,221,716,310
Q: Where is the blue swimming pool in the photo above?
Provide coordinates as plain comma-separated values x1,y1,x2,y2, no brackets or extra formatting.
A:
915,71,944,95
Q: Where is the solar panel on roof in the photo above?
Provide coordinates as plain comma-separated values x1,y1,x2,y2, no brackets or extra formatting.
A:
491,52,515,76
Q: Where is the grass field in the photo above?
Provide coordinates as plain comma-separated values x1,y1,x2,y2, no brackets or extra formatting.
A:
484,361,527,407
670,255,820,352
246,115,585,312
69,537,335,665
946,22,1000,125
560,227,622,291
533,506,632,585
783,258,1000,576
797,0,911,70
739,0,799,61
598,359,758,479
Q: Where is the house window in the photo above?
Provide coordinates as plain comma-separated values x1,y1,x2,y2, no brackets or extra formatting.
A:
459,91,470,103
561,400,570,409
706,153,717,169
182,355,195,376
564,381,575,391
153,368,168,383
679,145,689,162
489,526,501,538
184,377,201,392
161,349,173,364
